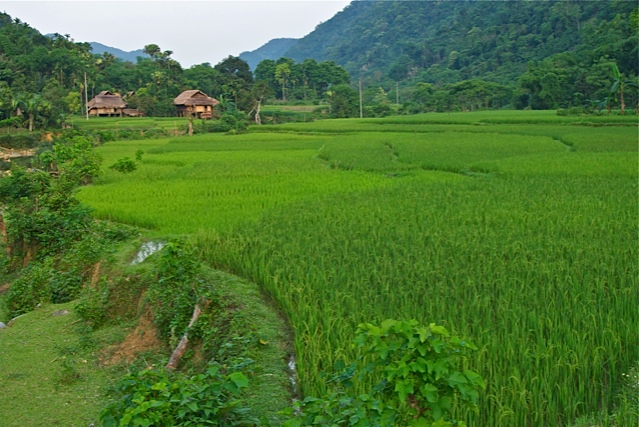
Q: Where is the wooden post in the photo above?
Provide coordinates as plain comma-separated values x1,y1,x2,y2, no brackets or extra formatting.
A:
166,298,210,370
359,77,363,119
84,71,89,120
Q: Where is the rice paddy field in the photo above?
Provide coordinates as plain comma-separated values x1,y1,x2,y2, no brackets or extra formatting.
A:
77,110,638,426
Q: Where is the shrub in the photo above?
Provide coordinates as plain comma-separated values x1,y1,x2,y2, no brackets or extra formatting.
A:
100,365,254,427
0,131,43,148
147,240,211,342
0,116,24,129
109,157,137,173
75,281,110,328
4,259,56,317
284,320,485,427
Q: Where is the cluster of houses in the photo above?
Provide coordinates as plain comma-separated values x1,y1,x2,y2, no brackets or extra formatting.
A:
87,90,220,118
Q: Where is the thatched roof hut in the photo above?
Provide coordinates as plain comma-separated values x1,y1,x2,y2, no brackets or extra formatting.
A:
87,91,127,117
174,90,219,119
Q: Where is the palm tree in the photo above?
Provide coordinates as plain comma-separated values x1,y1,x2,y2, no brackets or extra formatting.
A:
23,94,50,132
10,94,24,117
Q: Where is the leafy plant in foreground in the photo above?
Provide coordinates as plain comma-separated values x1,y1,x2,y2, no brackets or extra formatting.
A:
147,240,215,344
100,364,254,427
285,320,485,427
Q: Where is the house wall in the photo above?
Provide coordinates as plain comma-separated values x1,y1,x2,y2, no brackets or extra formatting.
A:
177,105,213,118
89,107,123,117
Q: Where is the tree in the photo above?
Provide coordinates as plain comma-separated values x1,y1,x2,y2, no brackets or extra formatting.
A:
183,63,219,97
143,44,161,60
213,56,254,111
62,91,82,116
329,84,358,118
248,80,274,124
23,93,50,131
275,63,291,101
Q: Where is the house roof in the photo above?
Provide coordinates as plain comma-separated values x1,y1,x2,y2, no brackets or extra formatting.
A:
87,91,127,109
174,90,219,107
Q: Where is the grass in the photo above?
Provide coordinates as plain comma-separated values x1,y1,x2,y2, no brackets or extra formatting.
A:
70,116,191,131
0,234,295,425
0,302,120,427
205,267,294,424
75,110,637,425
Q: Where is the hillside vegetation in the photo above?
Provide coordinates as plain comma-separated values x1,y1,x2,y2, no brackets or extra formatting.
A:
285,0,637,84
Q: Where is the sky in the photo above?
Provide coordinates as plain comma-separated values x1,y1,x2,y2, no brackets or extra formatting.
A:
1,0,351,68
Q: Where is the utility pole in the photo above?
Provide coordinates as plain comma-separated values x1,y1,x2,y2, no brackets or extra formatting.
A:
359,77,363,119
84,71,89,120
396,81,399,105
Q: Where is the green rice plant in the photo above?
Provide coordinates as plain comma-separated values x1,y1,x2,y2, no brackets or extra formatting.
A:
78,112,638,425
202,170,636,425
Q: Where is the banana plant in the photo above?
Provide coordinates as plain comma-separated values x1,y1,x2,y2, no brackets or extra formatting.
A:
609,63,638,115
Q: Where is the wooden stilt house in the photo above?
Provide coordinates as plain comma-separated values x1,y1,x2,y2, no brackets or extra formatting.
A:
174,90,219,119
87,91,127,117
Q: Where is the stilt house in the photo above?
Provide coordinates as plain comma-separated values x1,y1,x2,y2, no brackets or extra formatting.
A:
174,90,219,119
87,91,127,117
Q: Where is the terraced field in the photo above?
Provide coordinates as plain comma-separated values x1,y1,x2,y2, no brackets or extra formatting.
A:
78,111,638,425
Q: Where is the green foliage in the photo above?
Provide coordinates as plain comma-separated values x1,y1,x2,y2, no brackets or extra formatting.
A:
0,134,123,318
146,240,212,342
2,220,129,318
328,84,358,118
4,259,56,316
0,131,42,149
100,365,254,427
39,135,102,185
74,279,111,328
0,116,23,129
109,157,137,173
354,320,484,423
286,320,484,427
220,111,249,134
0,133,102,263
0,165,93,261
286,1,637,101
255,57,350,103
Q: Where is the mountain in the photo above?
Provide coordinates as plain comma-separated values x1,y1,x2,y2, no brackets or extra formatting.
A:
278,0,637,85
239,38,299,70
89,41,148,63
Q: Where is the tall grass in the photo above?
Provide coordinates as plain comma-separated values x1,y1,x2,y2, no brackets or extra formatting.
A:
78,112,638,425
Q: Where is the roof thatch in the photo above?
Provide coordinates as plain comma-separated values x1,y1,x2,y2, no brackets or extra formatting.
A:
174,90,219,107
87,91,127,109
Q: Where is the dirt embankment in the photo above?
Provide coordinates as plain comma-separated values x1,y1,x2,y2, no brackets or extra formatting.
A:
0,147,36,161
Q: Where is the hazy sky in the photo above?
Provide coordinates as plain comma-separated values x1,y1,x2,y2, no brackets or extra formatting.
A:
2,0,351,68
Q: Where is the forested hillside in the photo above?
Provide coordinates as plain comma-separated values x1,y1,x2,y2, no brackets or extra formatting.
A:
286,0,636,82
279,0,638,110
